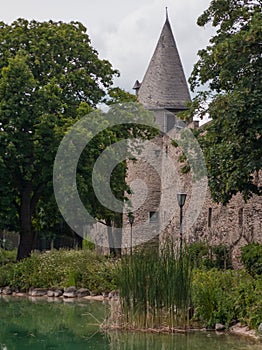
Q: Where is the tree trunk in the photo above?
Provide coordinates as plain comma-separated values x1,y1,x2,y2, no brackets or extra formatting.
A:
106,219,115,256
74,232,83,249
17,184,35,261
106,217,122,257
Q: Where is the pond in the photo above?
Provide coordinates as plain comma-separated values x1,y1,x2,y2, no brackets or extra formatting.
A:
0,296,261,350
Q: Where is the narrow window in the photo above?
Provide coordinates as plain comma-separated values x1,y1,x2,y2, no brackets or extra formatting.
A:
149,211,159,223
238,208,244,227
208,208,212,228
166,115,175,131
154,149,161,157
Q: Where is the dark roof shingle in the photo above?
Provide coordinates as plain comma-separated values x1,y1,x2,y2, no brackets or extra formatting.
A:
138,18,191,110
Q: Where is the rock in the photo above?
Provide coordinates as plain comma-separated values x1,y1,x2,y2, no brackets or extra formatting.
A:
28,287,34,296
108,290,119,299
2,287,12,295
47,288,63,297
76,288,90,298
64,292,76,298
63,286,76,298
31,288,48,297
215,323,226,331
64,286,76,292
54,289,63,297
47,290,55,297
258,323,262,333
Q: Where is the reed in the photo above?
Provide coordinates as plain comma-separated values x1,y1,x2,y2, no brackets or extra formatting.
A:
113,242,192,331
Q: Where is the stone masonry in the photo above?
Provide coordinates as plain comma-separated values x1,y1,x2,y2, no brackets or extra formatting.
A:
121,14,262,262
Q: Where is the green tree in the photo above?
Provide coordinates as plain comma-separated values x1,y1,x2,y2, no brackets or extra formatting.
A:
81,103,156,256
0,19,118,260
187,0,261,204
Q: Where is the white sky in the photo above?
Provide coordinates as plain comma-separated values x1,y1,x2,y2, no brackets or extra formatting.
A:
1,0,214,94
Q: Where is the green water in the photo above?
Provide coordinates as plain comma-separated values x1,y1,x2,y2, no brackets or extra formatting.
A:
0,296,261,350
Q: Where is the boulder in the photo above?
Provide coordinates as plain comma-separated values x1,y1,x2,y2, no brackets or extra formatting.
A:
47,290,55,297
54,289,63,297
258,323,262,333
63,286,76,298
215,323,226,331
2,287,12,295
28,287,34,296
31,288,48,297
76,288,90,298
108,290,119,299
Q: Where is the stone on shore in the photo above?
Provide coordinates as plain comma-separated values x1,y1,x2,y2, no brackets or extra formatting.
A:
31,288,48,297
63,286,76,298
76,288,90,298
2,287,12,295
215,323,226,331
54,289,63,297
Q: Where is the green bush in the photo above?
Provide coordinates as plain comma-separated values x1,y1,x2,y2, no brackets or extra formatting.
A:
186,242,232,270
241,243,262,277
0,249,117,293
211,244,232,270
0,263,15,287
186,242,209,268
192,269,262,329
0,248,17,265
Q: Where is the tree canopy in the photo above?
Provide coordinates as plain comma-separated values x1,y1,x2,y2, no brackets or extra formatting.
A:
187,0,261,204
0,19,120,259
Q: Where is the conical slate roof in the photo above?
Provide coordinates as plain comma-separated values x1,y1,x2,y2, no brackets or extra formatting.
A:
137,16,191,110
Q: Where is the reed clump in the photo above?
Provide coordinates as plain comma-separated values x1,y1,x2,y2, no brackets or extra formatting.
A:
110,242,192,331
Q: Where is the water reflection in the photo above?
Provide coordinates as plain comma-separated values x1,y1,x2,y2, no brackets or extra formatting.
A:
0,296,109,350
0,296,261,350
107,331,262,350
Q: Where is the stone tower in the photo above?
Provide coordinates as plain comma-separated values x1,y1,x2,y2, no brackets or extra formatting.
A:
90,12,261,259
137,13,191,112
122,13,195,250
122,13,262,259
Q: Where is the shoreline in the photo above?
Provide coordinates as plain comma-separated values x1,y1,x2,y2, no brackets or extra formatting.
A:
1,293,261,342
102,323,261,342
0,291,108,302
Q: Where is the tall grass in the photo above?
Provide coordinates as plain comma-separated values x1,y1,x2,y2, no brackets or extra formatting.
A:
114,242,192,330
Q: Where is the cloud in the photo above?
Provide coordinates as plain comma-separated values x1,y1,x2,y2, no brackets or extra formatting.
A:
0,0,215,93
89,0,214,93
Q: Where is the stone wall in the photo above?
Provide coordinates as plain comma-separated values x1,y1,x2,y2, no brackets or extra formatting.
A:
122,114,262,263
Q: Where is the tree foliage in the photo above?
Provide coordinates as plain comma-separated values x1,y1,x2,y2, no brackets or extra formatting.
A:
187,0,261,204
0,19,119,259
0,19,156,260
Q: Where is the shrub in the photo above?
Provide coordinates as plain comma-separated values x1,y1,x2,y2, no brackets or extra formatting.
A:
186,242,209,268
186,243,232,270
0,249,117,293
192,269,262,329
0,263,15,287
0,248,17,265
241,243,262,277
211,244,232,270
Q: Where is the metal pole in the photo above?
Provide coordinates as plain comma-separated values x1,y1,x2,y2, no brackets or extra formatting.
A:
130,223,133,255
180,206,183,256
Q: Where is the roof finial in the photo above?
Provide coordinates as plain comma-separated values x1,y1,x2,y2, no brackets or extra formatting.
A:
166,7,169,20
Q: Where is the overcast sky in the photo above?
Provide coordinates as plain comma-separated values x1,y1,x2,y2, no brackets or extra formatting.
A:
1,0,214,95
